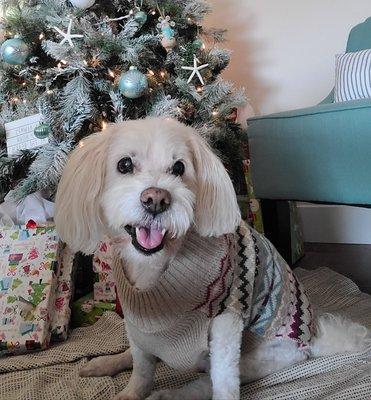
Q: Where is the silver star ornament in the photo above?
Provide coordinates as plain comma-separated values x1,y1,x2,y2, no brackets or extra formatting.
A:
181,55,209,85
53,19,84,47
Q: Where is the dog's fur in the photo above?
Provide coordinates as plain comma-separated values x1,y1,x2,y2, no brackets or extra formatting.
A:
55,118,370,400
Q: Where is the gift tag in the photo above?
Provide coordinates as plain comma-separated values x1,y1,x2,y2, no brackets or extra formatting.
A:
5,114,47,156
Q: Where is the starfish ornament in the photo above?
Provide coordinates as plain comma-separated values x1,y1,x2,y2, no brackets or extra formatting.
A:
53,19,84,47
181,55,209,85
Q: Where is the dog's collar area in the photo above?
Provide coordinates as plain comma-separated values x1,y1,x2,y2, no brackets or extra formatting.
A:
124,224,166,256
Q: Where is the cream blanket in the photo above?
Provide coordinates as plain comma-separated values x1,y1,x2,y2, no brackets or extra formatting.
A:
1,267,370,400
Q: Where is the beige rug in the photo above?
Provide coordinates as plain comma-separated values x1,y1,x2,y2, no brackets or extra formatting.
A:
0,267,370,400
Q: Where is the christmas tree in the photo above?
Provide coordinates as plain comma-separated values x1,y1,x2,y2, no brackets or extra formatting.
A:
0,0,248,202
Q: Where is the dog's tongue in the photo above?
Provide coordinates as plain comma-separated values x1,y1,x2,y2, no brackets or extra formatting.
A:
136,226,165,250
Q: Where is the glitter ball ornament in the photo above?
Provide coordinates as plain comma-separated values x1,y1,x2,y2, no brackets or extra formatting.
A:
1,38,29,65
69,0,95,9
34,123,51,139
134,11,147,25
119,66,148,99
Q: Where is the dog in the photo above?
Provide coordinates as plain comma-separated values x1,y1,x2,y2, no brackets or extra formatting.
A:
55,117,369,400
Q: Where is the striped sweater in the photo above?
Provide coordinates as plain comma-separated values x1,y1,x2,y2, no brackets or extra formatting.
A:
113,220,313,371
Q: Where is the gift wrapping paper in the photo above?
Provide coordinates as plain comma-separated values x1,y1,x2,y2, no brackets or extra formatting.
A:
0,225,59,355
93,240,116,303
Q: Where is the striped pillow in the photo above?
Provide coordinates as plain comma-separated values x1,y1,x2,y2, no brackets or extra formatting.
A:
334,49,371,102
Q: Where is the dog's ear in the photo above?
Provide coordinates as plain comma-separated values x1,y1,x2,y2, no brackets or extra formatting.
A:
188,130,241,236
55,129,112,254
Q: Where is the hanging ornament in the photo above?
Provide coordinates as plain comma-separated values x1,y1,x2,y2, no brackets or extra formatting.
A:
1,38,30,65
181,55,209,85
192,38,204,50
157,15,176,52
69,0,95,9
134,10,147,25
53,19,84,47
118,66,148,99
34,123,51,139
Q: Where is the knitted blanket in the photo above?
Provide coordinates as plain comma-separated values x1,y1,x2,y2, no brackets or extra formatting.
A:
0,267,370,400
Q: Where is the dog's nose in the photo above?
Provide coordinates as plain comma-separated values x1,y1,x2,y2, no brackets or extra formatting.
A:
140,187,171,215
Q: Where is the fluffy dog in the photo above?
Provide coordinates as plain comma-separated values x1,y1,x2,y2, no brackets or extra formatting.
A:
55,117,369,400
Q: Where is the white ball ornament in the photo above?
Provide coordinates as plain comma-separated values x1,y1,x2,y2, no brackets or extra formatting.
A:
69,0,95,10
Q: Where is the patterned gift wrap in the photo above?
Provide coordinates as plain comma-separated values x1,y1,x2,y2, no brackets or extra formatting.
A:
50,244,75,342
93,240,116,303
0,225,60,355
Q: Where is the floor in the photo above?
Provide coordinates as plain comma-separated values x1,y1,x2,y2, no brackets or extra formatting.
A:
294,243,371,294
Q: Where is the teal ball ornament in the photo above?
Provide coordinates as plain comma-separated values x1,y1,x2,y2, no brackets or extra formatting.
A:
34,123,51,139
1,38,30,65
192,39,204,49
134,11,147,25
119,66,148,99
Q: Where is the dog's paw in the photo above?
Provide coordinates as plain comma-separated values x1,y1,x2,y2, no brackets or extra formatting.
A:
113,393,142,400
145,389,179,400
80,355,123,377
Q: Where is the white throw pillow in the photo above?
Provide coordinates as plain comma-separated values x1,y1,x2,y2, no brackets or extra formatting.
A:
334,49,371,102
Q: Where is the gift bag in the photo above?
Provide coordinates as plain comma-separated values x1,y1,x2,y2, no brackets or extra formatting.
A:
0,225,60,355
50,243,75,342
93,240,116,303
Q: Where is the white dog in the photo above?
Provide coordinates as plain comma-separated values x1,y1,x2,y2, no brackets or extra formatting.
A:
55,118,369,400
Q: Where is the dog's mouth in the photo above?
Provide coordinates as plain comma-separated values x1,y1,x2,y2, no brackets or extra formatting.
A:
124,224,167,255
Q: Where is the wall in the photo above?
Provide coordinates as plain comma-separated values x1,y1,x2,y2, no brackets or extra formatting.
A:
206,1,371,243
206,0,371,115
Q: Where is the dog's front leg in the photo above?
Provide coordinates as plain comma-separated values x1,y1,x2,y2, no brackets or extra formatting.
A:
114,342,156,400
210,312,243,400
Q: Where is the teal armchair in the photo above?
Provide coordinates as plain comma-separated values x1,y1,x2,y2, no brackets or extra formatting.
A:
247,17,371,261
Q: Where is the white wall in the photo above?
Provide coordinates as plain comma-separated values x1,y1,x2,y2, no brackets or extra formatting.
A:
206,0,371,115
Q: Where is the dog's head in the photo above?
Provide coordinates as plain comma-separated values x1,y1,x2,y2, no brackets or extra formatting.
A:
55,118,240,260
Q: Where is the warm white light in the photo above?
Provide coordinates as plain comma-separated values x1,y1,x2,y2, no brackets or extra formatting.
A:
151,10,156,15
196,86,203,93
79,140,85,148
201,43,206,50
108,68,115,78
160,71,166,78
212,110,219,116
102,121,107,130
61,59,67,65
35,74,40,82
83,59,88,66
39,33,45,40
57,62,62,69
47,89,53,94
147,69,155,76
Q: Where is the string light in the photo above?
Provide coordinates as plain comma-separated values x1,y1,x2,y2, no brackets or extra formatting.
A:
160,71,166,78
196,86,203,93
61,59,67,65
23,99,27,104
35,74,41,82
201,43,206,50
147,69,155,76
46,89,53,94
102,121,107,130
108,68,115,78
83,59,88,66
57,62,62,69
150,9,156,15
22,82,27,86
212,109,219,116
79,140,85,148
39,33,45,40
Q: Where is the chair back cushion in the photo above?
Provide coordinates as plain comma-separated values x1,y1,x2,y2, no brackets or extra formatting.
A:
346,17,371,53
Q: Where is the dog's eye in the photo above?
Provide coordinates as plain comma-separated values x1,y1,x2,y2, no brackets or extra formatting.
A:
171,160,185,176
117,157,134,174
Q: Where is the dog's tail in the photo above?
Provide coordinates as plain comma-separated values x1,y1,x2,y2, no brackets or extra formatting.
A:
309,313,371,357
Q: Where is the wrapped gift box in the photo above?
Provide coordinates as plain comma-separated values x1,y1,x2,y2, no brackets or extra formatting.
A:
0,225,60,355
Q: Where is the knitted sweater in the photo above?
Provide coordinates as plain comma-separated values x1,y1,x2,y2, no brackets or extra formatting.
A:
113,220,313,371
